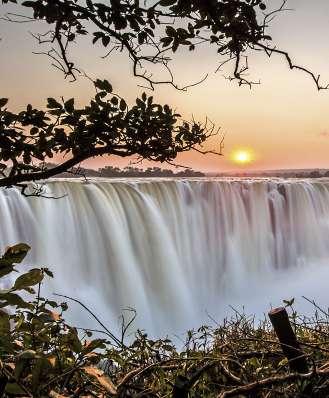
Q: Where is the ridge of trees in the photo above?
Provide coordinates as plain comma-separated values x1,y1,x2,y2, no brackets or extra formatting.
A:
41,162,205,178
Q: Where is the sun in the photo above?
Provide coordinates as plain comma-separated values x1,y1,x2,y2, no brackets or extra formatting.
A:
231,149,254,165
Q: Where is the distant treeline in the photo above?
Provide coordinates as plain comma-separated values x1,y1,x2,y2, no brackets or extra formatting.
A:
216,169,329,179
292,170,329,178
44,163,205,178
99,166,205,177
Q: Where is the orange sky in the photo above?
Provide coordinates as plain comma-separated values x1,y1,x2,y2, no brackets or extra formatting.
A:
1,0,329,173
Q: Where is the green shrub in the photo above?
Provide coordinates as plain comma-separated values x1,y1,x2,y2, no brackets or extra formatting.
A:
1,244,329,397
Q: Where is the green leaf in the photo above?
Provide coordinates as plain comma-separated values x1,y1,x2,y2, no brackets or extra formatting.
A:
0,244,30,267
17,350,37,359
13,269,43,290
66,328,83,353
0,289,14,295
278,358,288,367
32,357,48,394
0,311,10,335
0,265,15,278
0,98,8,108
82,338,106,355
0,293,33,309
5,383,26,396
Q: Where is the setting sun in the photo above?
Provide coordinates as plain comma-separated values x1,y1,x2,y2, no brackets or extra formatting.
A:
231,149,254,165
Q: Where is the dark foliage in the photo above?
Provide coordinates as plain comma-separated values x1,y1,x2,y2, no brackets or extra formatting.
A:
0,81,219,193
2,243,329,397
98,165,205,178
2,0,326,89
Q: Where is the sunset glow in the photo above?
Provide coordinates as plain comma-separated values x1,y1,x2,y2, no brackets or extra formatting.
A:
1,1,329,173
231,149,254,165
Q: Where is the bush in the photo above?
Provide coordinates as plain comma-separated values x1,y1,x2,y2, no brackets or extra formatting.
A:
1,244,329,397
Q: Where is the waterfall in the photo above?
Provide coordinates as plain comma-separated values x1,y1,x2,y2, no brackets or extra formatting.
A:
1,177,329,335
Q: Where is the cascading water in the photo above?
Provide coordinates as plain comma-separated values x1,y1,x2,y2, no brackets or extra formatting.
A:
1,177,329,336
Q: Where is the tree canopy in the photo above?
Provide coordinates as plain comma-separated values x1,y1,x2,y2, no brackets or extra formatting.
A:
0,0,326,193
0,80,218,194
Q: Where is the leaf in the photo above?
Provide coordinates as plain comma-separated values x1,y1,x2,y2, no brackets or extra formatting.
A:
172,39,179,52
0,289,14,295
160,37,173,47
246,357,260,368
64,98,75,113
101,35,111,47
0,265,16,278
5,383,26,395
47,356,56,367
119,99,126,111
0,311,10,335
65,328,82,353
82,338,106,355
0,293,32,309
46,300,58,308
83,366,117,394
160,0,176,6
0,98,8,108
278,358,288,367
0,243,30,267
86,0,94,10
47,98,62,109
166,25,176,37
95,79,112,93
32,357,47,393
13,269,43,290
30,126,39,135
22,1,35,7
17,350,37,359
43,268,54,278
283,298,295,307
110,97,118,106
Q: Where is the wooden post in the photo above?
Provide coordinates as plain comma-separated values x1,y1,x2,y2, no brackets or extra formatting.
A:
172,375,189,398
268,307,309,373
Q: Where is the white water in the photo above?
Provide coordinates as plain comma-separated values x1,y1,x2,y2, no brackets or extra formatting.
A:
1,177,329,336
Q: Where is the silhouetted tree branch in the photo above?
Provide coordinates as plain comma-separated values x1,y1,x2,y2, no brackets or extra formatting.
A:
2,0,326,89
0,80,221,191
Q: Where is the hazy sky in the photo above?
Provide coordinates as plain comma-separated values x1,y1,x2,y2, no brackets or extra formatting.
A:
1,0,329,172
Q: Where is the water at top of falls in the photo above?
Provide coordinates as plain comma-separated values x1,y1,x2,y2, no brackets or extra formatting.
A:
1,176,329,337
